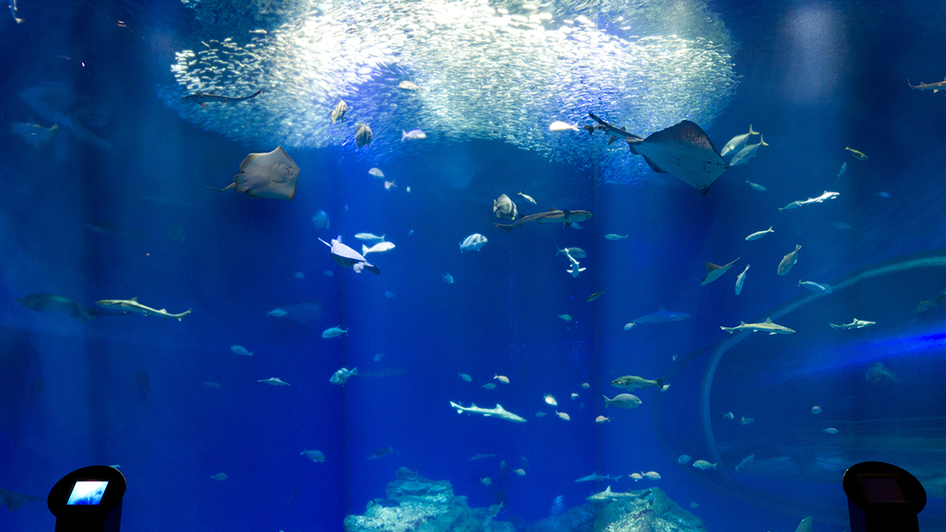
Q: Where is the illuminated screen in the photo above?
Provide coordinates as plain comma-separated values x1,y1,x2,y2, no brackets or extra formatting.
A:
862,476,906,503
66,480,109,505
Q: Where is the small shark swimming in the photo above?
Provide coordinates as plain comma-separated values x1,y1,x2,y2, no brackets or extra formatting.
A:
449,401,527,423
720,317,795,335
623,306,691,329
95,297,192,321
494,208,592,233
909,77,946,92
586,113,728,195
181,89,263,108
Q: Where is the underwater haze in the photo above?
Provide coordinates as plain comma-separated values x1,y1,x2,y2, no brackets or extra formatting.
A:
3,0,946,531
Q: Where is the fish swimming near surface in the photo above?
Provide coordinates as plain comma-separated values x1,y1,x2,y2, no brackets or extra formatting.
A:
909,77,946,92
401,129,426,141
16,293,97,322
586,113,728,195
181,89,262,108
331,100,347,123
549,121,579,132
449,401,527,423
355,123,373,148
720,125,759,157
96,297,191,321
494,208,592,233
702,258,740,285
518,191,537,204
721,318,795,335
398,80,421,91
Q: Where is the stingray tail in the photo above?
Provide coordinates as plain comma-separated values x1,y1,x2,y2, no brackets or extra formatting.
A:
193,183,237,193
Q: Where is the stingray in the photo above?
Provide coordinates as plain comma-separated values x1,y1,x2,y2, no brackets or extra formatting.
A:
587,113,728,195
701,258,740,285
0,487,45,511
200,147,299,200
319,236,380,274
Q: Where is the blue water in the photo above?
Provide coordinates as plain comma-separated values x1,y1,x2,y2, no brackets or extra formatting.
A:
3,1,946,531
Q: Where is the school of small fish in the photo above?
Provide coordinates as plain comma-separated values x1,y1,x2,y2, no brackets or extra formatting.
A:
158,0,737,186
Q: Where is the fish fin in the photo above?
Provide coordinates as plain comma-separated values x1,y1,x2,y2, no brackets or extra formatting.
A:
655,377,663,388
583,124,596,135
641,155,668,174
760,135,768,146
131,297,139,302
199,102,207,108
494,223,513,234
749,124,758,135
764,318,773,323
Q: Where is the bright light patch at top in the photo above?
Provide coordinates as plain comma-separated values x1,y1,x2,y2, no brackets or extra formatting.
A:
160,0,737,184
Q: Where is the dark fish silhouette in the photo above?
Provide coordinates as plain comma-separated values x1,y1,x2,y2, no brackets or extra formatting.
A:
587,113,727,195
181,89,262,108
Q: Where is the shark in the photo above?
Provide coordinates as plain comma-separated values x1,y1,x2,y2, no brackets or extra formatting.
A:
586,113,728,195
721,318,795,335
181,89,263,108
95,297,192,321
494,208,592,233
449,401,527,423
909,77,946,92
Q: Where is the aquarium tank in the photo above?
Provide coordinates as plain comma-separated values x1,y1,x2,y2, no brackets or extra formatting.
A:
3,0,946,530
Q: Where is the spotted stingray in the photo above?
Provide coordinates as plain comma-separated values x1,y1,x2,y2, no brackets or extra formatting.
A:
587,113,728,195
